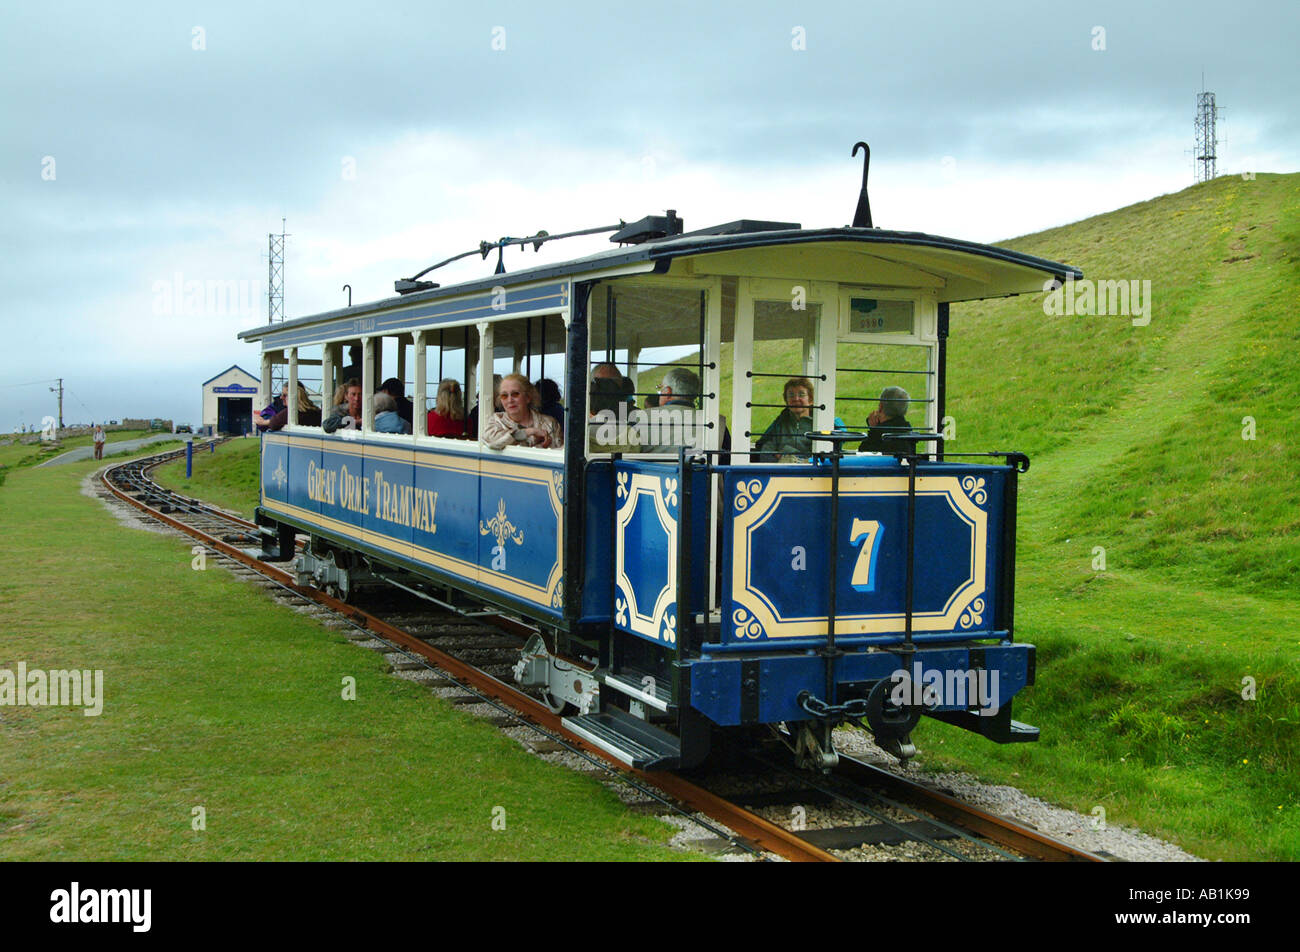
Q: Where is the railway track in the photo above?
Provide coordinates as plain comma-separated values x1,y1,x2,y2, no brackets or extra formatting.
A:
97,446,1103,864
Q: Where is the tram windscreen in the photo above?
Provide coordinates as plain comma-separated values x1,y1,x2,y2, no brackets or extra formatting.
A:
834,341,932,434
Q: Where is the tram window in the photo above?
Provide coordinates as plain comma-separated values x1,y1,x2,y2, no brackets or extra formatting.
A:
834,340,933,439
482,313,567,447
290,344,325,428
421,326,476,439
745,299,822,459
587,283,715,457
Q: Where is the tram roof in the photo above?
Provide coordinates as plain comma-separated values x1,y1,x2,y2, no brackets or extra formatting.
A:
239,226,1082,345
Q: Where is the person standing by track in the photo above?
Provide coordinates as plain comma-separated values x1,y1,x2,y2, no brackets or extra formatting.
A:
92,422,105,460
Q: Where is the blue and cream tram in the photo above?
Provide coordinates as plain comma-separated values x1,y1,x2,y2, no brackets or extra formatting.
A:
240,174,1081,770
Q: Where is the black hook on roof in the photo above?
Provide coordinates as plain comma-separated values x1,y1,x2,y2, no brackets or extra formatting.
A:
851,141,873,228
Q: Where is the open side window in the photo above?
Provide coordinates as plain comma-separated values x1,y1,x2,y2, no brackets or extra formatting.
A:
475,311,567,450
585,280,722,459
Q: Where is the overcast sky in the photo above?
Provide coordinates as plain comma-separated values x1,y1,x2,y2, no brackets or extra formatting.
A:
2,0,1296,432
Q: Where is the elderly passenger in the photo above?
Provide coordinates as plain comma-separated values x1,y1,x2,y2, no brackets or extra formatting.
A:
858,386,913,453
379,377,414,427
754,376,817,459
639,366,703,454
373,392,411,434
482,373,562,449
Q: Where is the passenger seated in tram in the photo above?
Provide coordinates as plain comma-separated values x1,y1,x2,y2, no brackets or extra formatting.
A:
426,378,466,437
339,344,363,387
266,383,321,431
535,378,564,437
254,383,289,431
323,379,363,432
379,377,414,428
753,377,844,462
482,373,562,449
588,376,639,453
858,385,913,453
373,392,412,434
591,362,638,410
466,374,502,439
638,367,703,454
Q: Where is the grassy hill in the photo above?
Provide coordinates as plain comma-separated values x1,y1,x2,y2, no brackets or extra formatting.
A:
951,172,1299,596
908,173,1300,859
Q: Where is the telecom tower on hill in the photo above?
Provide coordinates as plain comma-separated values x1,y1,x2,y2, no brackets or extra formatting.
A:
1194,88,1218,183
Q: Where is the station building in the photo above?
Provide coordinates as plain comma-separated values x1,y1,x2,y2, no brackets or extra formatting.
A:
201,365,260,435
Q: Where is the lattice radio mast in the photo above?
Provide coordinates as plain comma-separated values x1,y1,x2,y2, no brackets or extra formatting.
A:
267,219,290,396
267,218,287,322
1194,85,1218,183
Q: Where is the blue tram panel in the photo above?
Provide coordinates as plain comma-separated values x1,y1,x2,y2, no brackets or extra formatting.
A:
599,460,711,647
259,432,565,619
720,462,1009,647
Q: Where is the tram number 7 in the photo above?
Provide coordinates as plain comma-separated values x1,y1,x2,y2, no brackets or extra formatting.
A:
849,518,883,593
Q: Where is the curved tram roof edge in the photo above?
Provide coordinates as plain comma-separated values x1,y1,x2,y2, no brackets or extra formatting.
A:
238,226,1083,344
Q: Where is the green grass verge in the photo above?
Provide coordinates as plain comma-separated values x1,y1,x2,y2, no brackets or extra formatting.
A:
152,437,262,518
0,457,695,861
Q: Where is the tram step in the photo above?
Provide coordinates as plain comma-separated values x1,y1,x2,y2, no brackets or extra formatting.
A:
562,709,681,770
603,669,674,712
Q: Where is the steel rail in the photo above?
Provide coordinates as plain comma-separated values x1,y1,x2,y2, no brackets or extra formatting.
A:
835,755,1105,862
745,750,1019,861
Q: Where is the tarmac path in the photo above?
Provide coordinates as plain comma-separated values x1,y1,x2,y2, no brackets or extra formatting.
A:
36,433,204,466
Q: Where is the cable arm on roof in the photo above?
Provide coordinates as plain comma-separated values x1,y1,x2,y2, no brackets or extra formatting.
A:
404,221,627,282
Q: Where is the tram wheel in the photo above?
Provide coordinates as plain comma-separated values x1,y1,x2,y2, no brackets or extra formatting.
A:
541,691,572,715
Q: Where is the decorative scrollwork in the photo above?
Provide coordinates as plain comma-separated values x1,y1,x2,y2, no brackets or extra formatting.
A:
616,471,630,500
961,475,988,506
479,498,524,548
731,606,766,640
734,478,765,512
550,469,564,503
662,612,676,644
664,477,678,507
615,597,628,627
550,586,563,609
271,459,287,491
959,597,986,629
